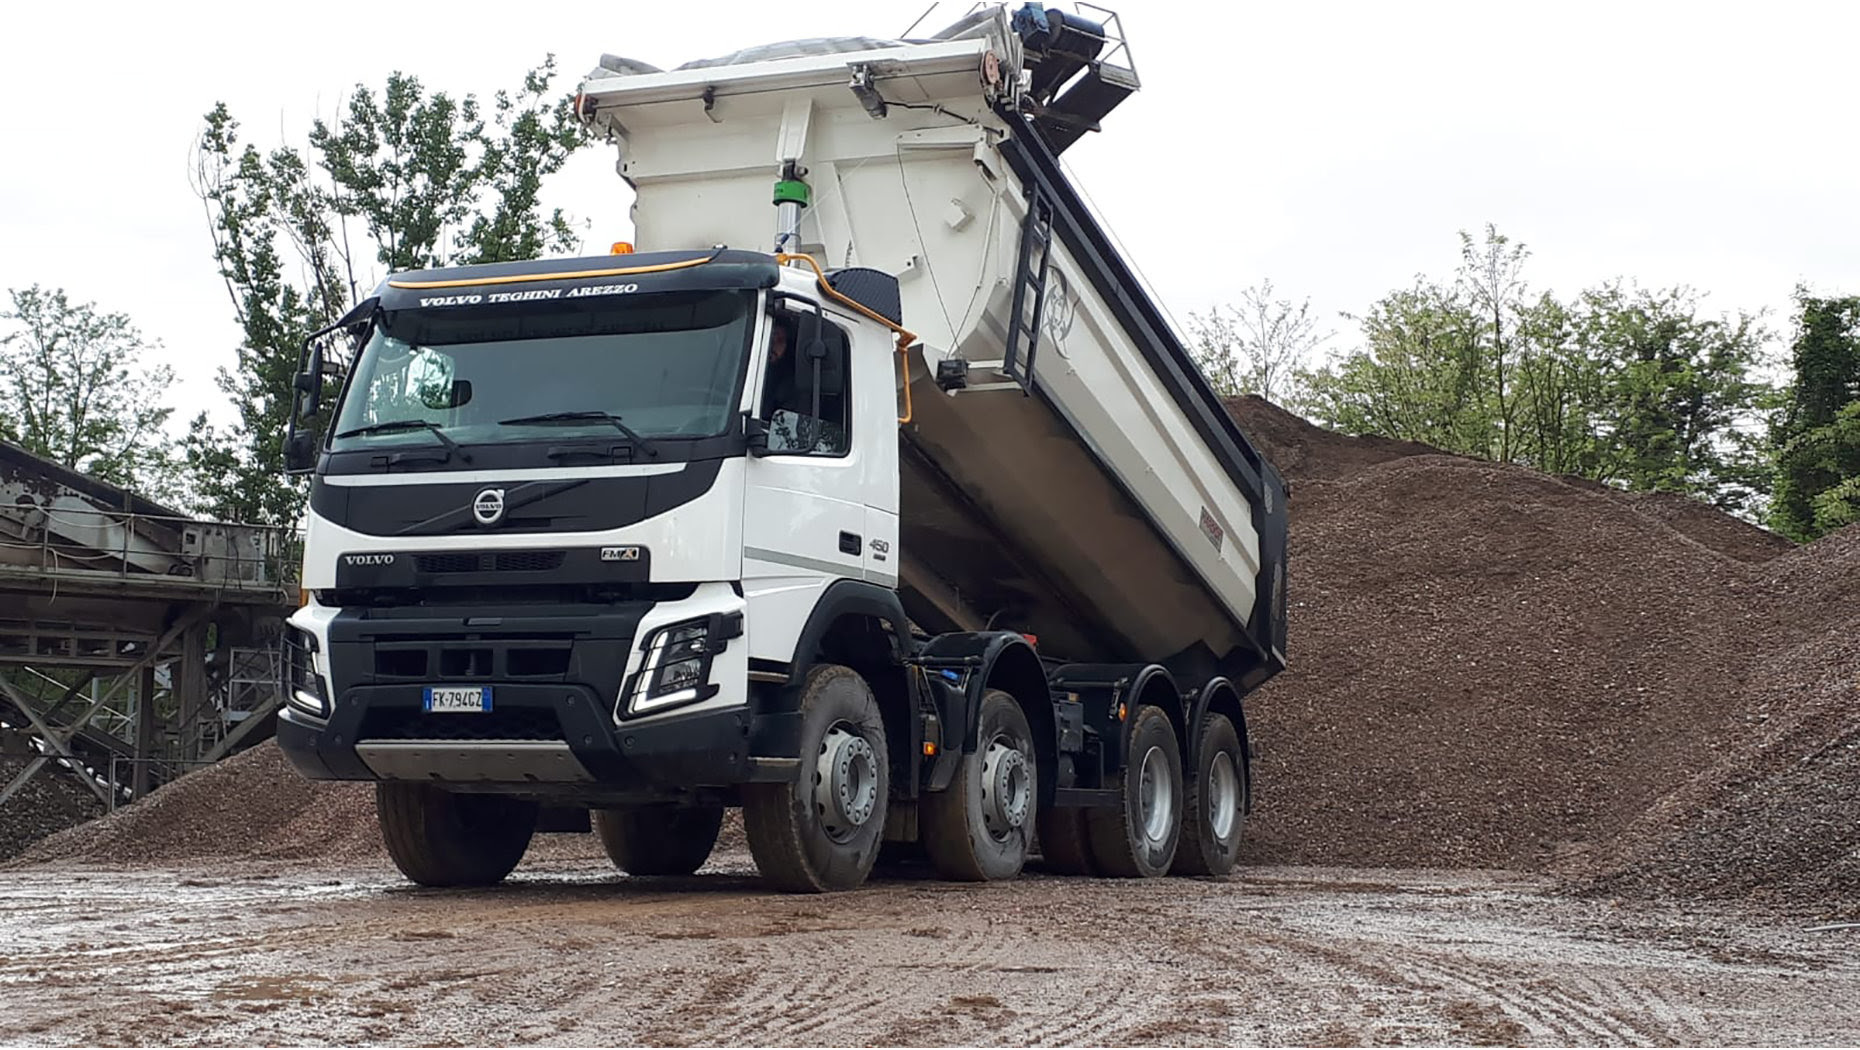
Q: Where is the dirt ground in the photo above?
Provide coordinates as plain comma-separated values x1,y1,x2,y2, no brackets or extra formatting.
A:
3,844,1855,1047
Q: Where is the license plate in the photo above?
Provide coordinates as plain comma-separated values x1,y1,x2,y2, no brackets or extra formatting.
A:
424,686,492,713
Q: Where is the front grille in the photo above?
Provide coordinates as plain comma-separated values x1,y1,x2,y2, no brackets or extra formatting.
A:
369,639,573,681
495,551,565,572
358,707,563,742
412,551,566,574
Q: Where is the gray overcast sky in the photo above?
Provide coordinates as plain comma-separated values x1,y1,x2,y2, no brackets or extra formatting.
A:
4,0,1857,429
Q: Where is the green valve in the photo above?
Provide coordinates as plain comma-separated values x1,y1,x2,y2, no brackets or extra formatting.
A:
772,179,811,207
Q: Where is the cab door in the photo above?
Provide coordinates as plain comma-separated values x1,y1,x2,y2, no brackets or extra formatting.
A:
742,304,869,665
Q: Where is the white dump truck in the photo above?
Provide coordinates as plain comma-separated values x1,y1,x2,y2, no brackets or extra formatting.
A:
277,4,1288,892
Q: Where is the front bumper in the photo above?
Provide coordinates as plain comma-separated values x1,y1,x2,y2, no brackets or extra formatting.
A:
278,588,766,796
277,686,757,792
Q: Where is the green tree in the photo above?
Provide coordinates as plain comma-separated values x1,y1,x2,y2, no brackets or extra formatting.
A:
1512,293,1606,477
1457,225,1532,462
1189,279,1327,403
1300,227,1777,516
1299,276,1492,455
188,58,584,527
0,285,180,500
1771,291,1860,540
1574,283,1773,515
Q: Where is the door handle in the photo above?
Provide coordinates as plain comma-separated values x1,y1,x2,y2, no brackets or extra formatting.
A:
839,531,862,555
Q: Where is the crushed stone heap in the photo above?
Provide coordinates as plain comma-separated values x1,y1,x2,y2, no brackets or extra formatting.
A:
1231,396,1852,916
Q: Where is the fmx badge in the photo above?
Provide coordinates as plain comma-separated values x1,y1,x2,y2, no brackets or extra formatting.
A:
600,546,642,562
472,488,507,527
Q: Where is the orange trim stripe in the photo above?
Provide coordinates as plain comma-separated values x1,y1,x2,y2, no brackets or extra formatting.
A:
386,254,717,290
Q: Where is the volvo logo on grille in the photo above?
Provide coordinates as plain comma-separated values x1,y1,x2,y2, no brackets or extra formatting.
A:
343,553,395,566
472,488,507,526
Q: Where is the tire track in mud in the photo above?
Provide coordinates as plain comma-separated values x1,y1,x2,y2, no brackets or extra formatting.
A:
1410,957,1622,1042
1398,954,1695,1045
1562,966,1711,1046
661,918,1015,1045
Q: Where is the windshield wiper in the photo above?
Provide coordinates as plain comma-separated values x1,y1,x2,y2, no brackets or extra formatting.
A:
333,419,472,463
498,412,660,457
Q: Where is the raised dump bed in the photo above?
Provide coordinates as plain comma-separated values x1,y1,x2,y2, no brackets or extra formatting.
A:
577,4,1287,687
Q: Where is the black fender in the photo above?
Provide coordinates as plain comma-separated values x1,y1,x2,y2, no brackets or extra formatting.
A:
784,579,911,684
1048,662,1184,777
913,631,1053,798
1128,664,1186,763
1187,676,1254,814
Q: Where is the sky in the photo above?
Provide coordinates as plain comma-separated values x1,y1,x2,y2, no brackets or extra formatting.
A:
4,0,1859,430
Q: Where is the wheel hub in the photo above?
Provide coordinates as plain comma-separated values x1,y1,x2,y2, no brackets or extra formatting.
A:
1137,745,1174,846
1208,751,1240,840
980,739,1031,839
815,723,878,841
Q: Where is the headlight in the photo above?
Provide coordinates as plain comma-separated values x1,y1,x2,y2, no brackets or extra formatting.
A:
624,612,742,717
285,628,331,719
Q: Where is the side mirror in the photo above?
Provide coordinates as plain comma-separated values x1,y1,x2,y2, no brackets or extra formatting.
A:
283,431,317,474
284,321,346,474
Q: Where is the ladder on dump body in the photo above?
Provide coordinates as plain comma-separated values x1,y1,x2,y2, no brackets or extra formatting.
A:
966,192,1056,395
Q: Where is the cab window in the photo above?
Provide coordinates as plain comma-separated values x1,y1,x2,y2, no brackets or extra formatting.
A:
761,317,850,456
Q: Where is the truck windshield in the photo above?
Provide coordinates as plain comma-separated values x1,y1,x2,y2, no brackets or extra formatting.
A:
329,289,753,454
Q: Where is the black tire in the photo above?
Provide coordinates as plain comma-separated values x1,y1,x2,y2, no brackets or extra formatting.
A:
376,782,537,887
593,803,724,876
922,689,1038,881
742,664,889,892
1035,805,1096,875
1172,713,1248,876
1087,705,1183,878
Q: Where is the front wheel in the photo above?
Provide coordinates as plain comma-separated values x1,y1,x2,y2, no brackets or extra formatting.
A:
594,803,724,876
1172,713,1247,876
922,689,1038,881
376,782,537,887
742,664,889,892
1087,705,1183,878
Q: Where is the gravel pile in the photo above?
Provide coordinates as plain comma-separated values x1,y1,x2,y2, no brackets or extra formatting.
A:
0,751,107,860
1619,489,1796,565
12,742,381,867
1236,449,1766,869
1574,529,1860,916
1230,396,1859,915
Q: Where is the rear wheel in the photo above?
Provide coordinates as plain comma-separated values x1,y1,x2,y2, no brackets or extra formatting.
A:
1173,713,1247,876
376,782,537,887
743,664,889,892
1087,705,1183,878
593,803,724,876
922,689,1038,881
